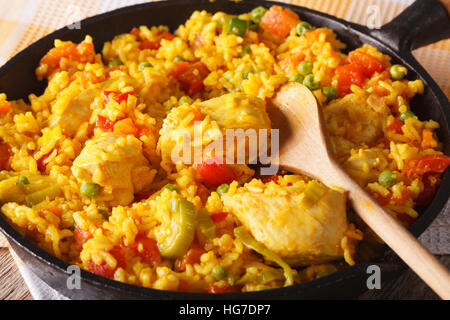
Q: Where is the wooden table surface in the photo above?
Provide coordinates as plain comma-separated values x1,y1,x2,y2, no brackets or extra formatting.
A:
0,247,448,300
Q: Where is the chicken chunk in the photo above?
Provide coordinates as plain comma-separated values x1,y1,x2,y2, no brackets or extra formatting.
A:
198,93,271,131
49,85,99,137
222,178,350,266
343,147,390,186
323,94,389,145
72,133,155,206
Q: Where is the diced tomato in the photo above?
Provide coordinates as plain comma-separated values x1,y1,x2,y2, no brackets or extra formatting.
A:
210,212,229,224
392,188,409,205
0,141,11,170
175,242,205,271
130,27,140,38
347,51,385,77
386,117,403,134
115,91,134,104
109,245,127,269
170,61,190,78
368,189,391,206
196,183,211,204
0,100,10,114
39,41,96,78
113,118,138,136
139,39,161,50
161,31,175,41
262,174,279,184
416,155,450,174
88,260,115,279
415,173,440,206
178,279,190,292
175,62,209,96
208,283,242,294
102,91,114,104
260,5,300,38
128,235,161,267
73,226,92,251
196,157,237,188
138,31,175,50
96,115,115,132
102,90,134,104
404,154,450,178
36,149,54,172
336,63,366,95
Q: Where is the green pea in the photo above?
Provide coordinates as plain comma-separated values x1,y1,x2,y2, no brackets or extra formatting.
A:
399,110,415,122
378,171,396,188
322,86,339,101
297,60,313,75
212,265,228,281
98,209,109,220
163,183,178,192
296,21,313,36
390,64,407,80
228,17,248,37
17,176,29,185
178,96,194,105
241,44,251,56
138,62,153,71
216,184,229,197
108,59,123,67
173,56,185,62
291,73,304,83
249,6,267,24
70,223,76,232
80,182,100,198
303,74,320,90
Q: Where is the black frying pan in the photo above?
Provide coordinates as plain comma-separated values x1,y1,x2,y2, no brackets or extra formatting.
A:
0,0,449,300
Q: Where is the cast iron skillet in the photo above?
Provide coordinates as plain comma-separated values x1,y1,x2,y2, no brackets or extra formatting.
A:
0,0,449,300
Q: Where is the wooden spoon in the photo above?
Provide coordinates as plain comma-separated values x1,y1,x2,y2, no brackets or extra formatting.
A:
267,82,450,299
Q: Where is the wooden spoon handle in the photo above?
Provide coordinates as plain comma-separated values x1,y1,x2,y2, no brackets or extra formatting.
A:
332,167,450,299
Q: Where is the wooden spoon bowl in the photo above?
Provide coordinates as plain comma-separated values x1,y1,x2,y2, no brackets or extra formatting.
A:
268,82,450,299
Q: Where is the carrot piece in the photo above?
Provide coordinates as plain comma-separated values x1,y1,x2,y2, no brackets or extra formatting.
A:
0,101,10,114
73,226,92,251
114,118,138,136
335,63,366,95
260,5,300,38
